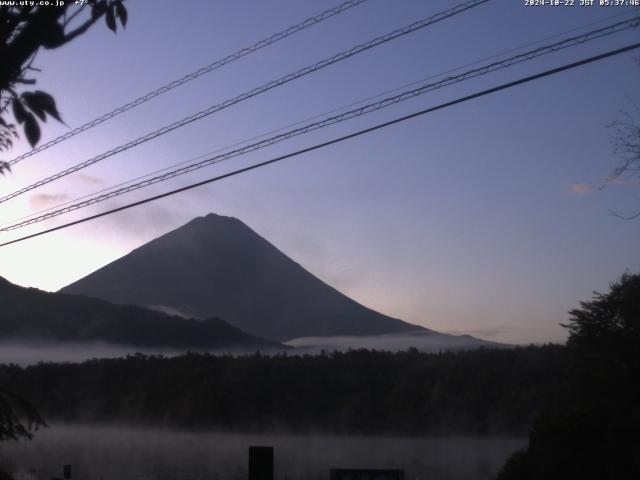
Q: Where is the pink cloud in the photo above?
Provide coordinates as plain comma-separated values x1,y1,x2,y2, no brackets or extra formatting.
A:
570,183,592,195
29,193,69,207
75,173,104,185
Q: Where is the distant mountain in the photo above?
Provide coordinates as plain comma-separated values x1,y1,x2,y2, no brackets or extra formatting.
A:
0,276,276,350
61,213,422,341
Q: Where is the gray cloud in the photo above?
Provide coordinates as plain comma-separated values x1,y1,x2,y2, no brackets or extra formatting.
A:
149,304,191,318
29,193,69,207
446,325,516,340
467,325,515,339
75,173,105,185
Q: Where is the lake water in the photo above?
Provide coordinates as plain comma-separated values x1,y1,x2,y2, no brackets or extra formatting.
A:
0,425,525,480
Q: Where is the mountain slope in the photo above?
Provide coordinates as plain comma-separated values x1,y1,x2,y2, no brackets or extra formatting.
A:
0,276,275,349
61,213,422,340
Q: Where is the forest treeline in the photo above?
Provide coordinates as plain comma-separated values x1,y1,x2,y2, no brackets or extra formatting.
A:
0,346,569,436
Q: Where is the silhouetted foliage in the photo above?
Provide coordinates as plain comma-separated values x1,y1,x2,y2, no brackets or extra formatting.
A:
0,346,568,436
0,0,127,173
0,389,45,441
0,386,46,480
565,272,640,355
0,1,128,454
497,273,640,480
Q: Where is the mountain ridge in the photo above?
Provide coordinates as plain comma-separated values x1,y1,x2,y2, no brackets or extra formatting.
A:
0,275,277,350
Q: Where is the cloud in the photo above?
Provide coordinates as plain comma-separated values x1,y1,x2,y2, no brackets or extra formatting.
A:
570,183,592,195
29,193,69,207
149,305,192,319
75,173,104,185
444,325,514,339
467,325,514,339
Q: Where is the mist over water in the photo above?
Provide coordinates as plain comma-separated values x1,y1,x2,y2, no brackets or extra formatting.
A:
0,425,525,480
0,342,284,366
285,331,506,353
0,341,170,365
0,333,507,366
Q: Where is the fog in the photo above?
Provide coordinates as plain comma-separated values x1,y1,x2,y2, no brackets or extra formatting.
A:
0,341,284,366
285,331,507,353
0,425,525,480
0,333,508,366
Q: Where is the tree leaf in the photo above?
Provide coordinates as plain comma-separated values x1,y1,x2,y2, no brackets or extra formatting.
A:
23,113,41,147
105,7,117,33
41,21,65,49
21,92,47,122
91,2,105,19
32,91,63,123
0,161,11,176
115,1,128,28
12,98,27,124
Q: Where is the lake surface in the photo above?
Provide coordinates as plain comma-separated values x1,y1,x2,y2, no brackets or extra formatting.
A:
0,425,525,480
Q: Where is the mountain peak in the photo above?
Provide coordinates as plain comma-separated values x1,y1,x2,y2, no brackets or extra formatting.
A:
205,212,230,219
182,213,247,233
62,215,422,341
202,212,238,222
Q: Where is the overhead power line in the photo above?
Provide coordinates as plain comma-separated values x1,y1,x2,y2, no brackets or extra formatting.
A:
1,41,638,249
6,0,370,167
11,9,635,228
2,16,637,232
0,0,490,205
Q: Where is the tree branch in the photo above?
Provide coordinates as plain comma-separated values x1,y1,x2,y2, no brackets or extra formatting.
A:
57,13,103,46
608,208,640,220
62,5,85,28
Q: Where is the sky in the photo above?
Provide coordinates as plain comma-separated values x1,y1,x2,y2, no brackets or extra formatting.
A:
0,0,639,344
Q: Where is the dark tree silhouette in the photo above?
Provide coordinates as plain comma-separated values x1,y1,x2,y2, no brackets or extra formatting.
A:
564,272,640,355
497,273,640,480
0,389,45,441
0,1,128,466
0,389,46,480
1,346,568,436
0,0,128,174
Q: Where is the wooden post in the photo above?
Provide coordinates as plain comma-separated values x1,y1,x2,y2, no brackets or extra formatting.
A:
249,446,273,480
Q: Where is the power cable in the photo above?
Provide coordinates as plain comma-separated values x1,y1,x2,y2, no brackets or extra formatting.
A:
10,9,636,228
5,0,370,167
1,41,638,248
0,0,490,205
3,16,637,231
